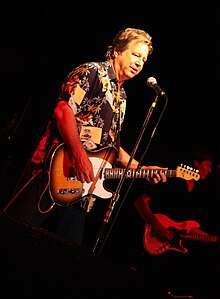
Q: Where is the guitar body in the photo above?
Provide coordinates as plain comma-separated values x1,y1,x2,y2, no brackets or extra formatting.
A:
48,143,118,206
48,143,200,207
143,214,200,255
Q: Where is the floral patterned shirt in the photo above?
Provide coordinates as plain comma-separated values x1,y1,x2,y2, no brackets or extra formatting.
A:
31,61,127,165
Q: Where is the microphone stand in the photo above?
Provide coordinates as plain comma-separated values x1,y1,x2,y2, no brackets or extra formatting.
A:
92,92,168,255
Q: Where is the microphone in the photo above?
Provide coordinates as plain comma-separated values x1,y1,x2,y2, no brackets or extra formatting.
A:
146,77,166,96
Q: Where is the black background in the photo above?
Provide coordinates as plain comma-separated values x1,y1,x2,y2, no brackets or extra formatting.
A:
1,2,220,265
0,1,220,298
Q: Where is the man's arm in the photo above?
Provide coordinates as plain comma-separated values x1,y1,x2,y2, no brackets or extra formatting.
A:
134,193,173,241
54,100,95,183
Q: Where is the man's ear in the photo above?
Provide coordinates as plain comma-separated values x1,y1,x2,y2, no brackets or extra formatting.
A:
114,48,119,57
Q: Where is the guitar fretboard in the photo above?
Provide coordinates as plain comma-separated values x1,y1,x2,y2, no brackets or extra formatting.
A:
181,234,219,243
104,168,176,179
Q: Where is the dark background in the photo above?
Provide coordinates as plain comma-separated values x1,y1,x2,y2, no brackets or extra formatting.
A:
0,2,220,266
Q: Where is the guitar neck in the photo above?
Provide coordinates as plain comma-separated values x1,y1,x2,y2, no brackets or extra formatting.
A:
181,233,219,243
104,168,176,179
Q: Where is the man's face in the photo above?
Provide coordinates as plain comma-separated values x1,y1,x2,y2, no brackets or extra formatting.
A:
114,40,150,82
195,160,212,180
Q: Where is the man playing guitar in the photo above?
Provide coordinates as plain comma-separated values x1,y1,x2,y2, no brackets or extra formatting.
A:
134,148,219,299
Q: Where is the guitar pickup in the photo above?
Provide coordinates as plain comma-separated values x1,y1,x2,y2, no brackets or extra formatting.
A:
57,188,85,195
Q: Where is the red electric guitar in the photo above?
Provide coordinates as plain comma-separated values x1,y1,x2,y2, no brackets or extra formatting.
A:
144,213,220,255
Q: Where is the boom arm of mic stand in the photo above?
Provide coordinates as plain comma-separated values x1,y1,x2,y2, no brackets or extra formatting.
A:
92,94,163,255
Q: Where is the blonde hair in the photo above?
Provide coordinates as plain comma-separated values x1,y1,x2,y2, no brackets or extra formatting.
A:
105,27,153,60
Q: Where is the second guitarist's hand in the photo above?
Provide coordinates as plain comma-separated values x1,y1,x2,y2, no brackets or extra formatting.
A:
150,216,173,241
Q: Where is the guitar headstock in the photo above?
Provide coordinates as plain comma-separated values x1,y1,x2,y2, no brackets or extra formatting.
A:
176,164,200,181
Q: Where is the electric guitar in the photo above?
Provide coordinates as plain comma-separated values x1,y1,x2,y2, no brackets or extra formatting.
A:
48,143,200,206
144,213,220,255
